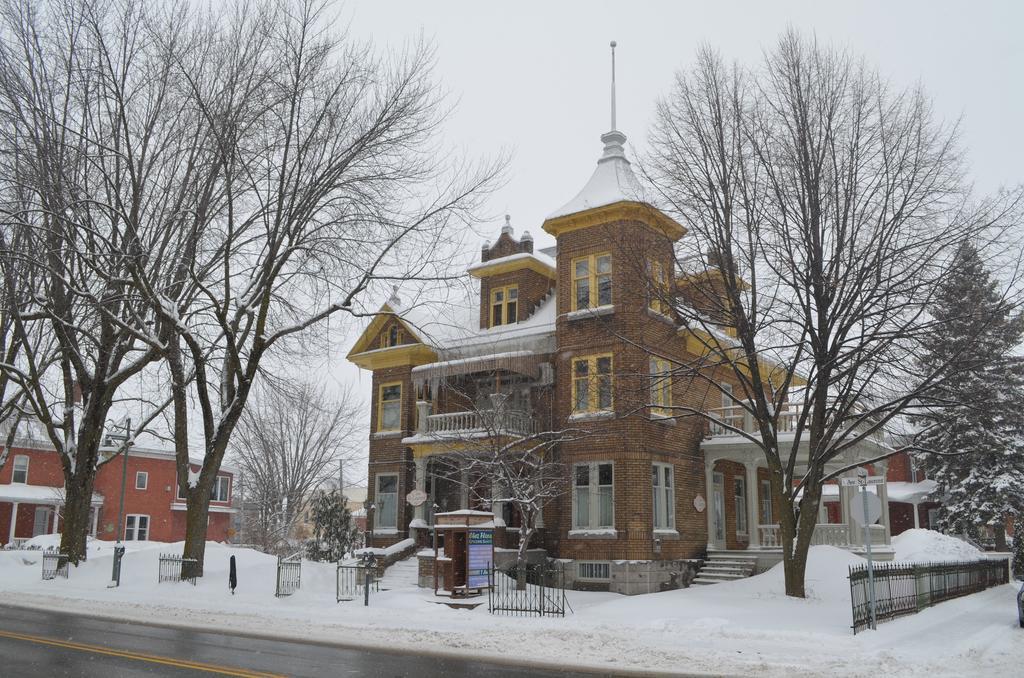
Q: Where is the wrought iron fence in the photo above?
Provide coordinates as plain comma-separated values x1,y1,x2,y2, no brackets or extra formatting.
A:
336,564,379,602
41,549,69,580
849,558,1008,633
275,552,302,597
158,554,199,584
488,562,570,617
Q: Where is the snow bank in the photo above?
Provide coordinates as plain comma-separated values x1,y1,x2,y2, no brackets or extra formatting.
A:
1,541,1020,677
892,529,985,563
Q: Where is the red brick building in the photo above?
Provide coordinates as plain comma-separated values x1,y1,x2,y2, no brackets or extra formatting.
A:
1,432,236,547
347,121,895,593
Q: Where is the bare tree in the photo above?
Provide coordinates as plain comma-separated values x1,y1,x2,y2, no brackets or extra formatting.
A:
427,383,585,589
642,31,1024,596
0,0,215,562
144,0,502,575
229,378,360,553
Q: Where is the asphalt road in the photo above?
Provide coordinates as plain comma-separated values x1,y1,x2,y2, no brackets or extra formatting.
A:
0,604,623,678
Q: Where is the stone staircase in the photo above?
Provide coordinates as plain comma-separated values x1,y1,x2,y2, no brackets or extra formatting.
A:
692,551,758,586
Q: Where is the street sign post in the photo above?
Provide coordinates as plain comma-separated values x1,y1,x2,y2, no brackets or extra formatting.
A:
847,470,880,630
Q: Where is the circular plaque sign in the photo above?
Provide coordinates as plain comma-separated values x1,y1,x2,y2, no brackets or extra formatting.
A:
406,489,428,507
693,494,707,513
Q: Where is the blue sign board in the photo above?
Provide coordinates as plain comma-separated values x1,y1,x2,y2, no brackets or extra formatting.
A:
467,529,493,588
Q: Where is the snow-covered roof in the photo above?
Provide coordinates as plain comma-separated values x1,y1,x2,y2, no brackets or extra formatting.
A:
887,480,938,504
0,483,104,506
466,250,556,276
548,130,644,219
390,288,556,358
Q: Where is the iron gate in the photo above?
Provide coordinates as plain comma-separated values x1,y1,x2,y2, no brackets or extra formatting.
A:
41,550,69,580
336,564,379,602
488,562,569,617
158,554,199,584
276,552,302,597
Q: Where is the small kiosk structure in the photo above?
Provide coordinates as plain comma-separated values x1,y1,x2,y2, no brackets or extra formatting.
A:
432,510,495,597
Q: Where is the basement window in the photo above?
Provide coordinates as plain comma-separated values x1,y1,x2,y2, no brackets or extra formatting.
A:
577,561,611,581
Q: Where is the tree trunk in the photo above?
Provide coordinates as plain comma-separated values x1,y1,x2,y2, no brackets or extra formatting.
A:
58,420,107,565
994,521,1008,551
516,518,533,591
59,475,95,564
182,491,212,578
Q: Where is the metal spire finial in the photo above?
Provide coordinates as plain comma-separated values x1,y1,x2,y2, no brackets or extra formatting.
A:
610,40,617,131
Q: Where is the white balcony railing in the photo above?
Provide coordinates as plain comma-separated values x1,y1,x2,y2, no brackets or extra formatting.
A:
708,406,799,437
423,409,535,437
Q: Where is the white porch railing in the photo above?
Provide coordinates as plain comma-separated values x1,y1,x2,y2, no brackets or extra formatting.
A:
757,523,887,549
424,409,534,437
758,523,853,548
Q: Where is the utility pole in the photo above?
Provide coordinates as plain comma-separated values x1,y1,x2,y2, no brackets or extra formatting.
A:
108,417,132,587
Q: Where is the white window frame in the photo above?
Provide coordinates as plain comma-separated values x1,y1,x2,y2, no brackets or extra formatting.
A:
572,462,614,530
577,561,611,581
721,382,734,408
375,473,399,531
135,471,148,491
125,514,150,541
12,455,28,484
652,463,675,530
211,475,231,502
734,476,748,536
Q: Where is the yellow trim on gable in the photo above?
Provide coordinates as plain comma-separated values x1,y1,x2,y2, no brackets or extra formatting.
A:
542,201,686,241
348,343,437,371
469,257,556,280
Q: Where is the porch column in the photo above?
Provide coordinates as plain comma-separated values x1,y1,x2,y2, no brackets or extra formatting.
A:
90,506,99,536
52,505,59,534
413,457,427,526
459,467,469,510
877,470,892,546
912,501,920,529
7,502,18,545
704,456,716,549
744,461,760,548
839,472,859,546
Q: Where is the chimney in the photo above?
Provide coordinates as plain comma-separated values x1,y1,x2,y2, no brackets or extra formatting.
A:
520,230,534,254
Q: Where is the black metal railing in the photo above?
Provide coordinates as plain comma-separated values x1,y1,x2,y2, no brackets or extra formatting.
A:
849,558,1008,633
41,549,69,580
275,552,302,597
488,562,570,617
158,554,199,584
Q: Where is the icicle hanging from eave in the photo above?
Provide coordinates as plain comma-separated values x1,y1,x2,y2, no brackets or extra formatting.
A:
410,350,544,387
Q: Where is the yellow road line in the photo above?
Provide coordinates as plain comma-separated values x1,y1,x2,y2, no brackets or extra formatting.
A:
0,629,286,677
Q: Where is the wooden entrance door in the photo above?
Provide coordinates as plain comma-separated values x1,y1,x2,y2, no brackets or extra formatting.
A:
452,531,467,588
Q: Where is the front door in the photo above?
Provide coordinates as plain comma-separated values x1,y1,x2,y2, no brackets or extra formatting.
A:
32,507,51,537
712,472,726,549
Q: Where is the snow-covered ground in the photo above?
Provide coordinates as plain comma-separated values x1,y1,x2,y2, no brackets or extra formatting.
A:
1,533,1020,677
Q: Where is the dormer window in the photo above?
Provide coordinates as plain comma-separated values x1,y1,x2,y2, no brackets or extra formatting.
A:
380,325,404,348
572,253,612,310
490,285,518,327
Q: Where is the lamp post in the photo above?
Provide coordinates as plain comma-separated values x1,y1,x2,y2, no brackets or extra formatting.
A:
364,501,375,550
107,417,132,587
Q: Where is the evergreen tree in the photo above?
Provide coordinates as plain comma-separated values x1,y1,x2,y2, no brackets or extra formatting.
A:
304,490,358,562
1012,517,1024,580
915,242,1024,550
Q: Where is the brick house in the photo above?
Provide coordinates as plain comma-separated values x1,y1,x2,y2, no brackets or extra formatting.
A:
347,122,895,594
1,428,236,548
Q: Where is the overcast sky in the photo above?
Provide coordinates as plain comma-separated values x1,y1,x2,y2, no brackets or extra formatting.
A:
328,0,1024,483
